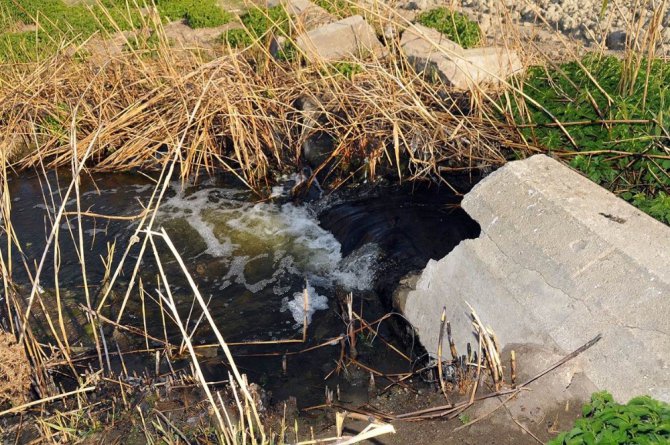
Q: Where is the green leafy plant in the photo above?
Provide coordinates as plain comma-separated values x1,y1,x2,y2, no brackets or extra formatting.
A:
331,62,363,79
549,392,670,444
275,40,300,62
240,6,290,38
508,54,670,224
219,28,253,48
184,2,232,28
630,192,670,224
219,6,290,49
416,8,481,49
157,0,232,28
314,0,357,18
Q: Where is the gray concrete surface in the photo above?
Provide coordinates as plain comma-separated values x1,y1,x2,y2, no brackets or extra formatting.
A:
403,154,670,403
400,24,522,89
296,15,386,62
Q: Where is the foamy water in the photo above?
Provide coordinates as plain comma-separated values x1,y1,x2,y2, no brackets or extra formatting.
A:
159,184,379,326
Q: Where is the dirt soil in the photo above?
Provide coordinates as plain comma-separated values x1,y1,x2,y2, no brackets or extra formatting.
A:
0,331,31,409
319,386,584,444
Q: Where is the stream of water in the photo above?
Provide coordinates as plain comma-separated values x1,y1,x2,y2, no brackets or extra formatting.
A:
1,170,479,405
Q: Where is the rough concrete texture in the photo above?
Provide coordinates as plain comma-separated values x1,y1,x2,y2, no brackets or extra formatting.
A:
296,15,387,62
400,25,522,89
279,0,335,30
468,343,598,438
403,154,670,403
400,24,465,57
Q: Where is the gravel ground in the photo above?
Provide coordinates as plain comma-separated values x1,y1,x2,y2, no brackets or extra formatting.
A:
398,0,670,54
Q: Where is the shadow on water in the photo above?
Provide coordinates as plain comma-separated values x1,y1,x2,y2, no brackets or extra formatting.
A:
318,183,481,302
1,170,480,407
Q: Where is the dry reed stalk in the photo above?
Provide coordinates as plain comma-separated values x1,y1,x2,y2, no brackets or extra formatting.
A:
466,301,503,388
0,2,521,192
149,228,267,443
436,307,449,401
0,385,95,418
153,284,228,436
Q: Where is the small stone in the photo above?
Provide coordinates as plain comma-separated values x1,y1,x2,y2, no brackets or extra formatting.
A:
606,30,627,50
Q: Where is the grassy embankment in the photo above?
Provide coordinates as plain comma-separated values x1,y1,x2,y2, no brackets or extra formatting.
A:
0,0,234,61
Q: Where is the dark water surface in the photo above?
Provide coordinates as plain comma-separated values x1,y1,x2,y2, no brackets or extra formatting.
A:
1,170,479,405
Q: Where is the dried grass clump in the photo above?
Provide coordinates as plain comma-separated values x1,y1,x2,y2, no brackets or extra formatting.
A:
0,23,517,193
0,331,31,407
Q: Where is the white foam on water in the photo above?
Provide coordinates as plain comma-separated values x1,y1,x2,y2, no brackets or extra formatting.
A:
160,188,236,257
280,282,329,327
158,184,380,325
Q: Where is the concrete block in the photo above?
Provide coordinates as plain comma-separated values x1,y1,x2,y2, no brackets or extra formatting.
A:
296,15,387,62
400,24,464,57
403,155,670,403
281,0,335,30
401,24,523,89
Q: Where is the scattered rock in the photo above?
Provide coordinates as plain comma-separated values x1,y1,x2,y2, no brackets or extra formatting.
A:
294,95,336,172
401,24,523,89
391,272,421,313
459,0,670,50
401,24,465,57
397,0,443,11
606,29,627,50
296,15,387,62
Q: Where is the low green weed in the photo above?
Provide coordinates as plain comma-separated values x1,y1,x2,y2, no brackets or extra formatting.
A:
314,0,357,18
219,6,290,49
416,8,481,49
510,54,670,224
219,28,253,48
330,61,363,79
0,0,232,62
156,0,232,28
549,391,670,444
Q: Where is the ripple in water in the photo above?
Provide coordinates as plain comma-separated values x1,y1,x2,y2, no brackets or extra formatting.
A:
159,185,379,326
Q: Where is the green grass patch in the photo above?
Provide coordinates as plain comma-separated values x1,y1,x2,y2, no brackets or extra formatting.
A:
156,0,232,28
313,0,357,18
330,62,363,79
509,54,670,224
0,0,232,62
219,6,290,49
0,32,44,63
240,6,290,38
550,392,670,444
219,28,253,48
416,7,481,49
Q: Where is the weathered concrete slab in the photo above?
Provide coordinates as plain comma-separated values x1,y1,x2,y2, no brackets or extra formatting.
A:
403,154,670,403
400,24,464,58
401,24,523,89
296,15,387,62
280,0,335,30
